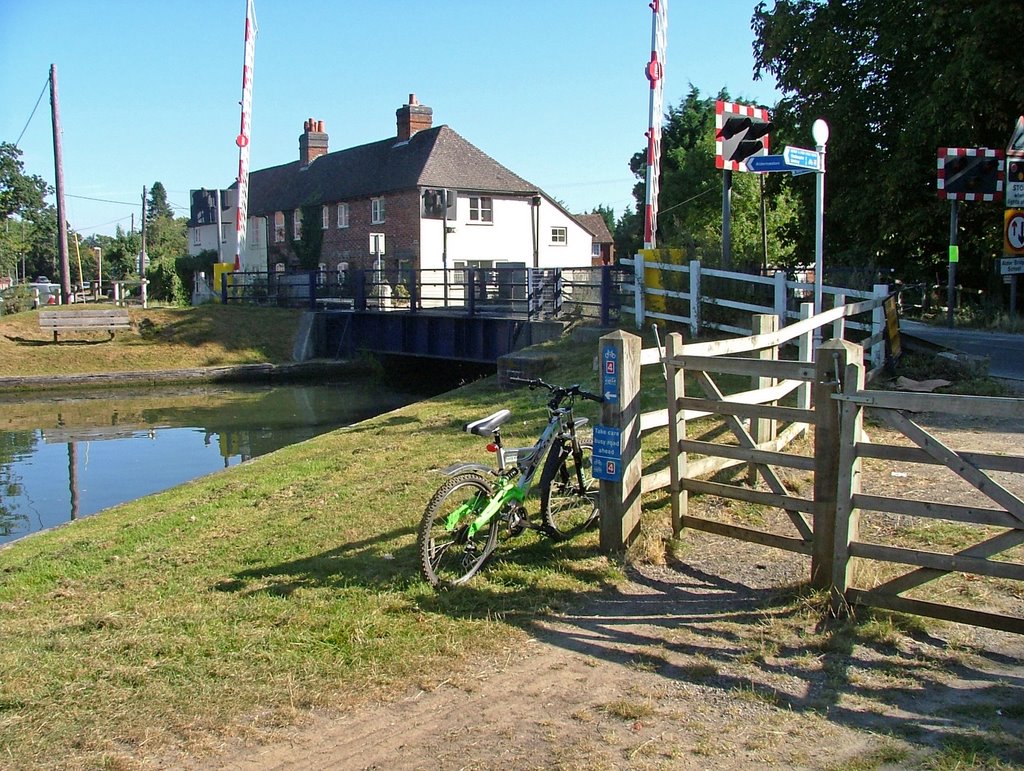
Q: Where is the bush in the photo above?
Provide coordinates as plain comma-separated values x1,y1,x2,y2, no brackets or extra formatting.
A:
1,286,36,315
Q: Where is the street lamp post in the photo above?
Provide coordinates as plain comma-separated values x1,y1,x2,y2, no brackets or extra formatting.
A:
812,118,829,347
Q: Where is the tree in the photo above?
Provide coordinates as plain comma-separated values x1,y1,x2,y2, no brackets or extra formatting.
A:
146,182,174,222
620,87,800,272
0,143,52,278
753,0,1020,287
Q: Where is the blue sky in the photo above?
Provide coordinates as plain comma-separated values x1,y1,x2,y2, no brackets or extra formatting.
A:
0,1,780,238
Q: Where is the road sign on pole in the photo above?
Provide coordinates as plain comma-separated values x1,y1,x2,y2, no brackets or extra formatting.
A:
782,145,822,171
1006,210,1024,256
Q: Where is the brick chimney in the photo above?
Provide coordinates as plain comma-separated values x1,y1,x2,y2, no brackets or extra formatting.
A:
299,118,328,166
395,94,433,142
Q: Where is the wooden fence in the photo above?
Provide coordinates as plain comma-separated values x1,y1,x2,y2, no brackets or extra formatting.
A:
598,306,1024,634
621,251,890,370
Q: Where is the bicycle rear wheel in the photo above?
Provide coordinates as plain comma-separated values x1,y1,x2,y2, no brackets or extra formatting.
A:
418,472,500,588
540,440,599,540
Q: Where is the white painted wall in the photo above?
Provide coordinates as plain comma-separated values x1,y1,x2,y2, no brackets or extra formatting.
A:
418,194,592,271
188,212,268,273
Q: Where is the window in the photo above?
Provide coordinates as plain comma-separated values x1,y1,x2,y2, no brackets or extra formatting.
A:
248,218,261,248
275,262,285,273
274,212,285,243
551,227,567,245
371,197,386,224
592,243,601,257
469,196,493,223
192,228,201,247
322,206,330,230
292,210,302,240
337,202,350,228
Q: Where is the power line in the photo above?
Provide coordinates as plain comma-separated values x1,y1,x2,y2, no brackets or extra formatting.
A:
66,193,138,206
14,77,49,148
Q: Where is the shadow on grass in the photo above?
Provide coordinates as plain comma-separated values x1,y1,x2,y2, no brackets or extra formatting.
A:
4,334,113,346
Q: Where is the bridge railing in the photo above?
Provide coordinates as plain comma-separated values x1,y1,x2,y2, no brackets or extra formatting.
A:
220,266,627,322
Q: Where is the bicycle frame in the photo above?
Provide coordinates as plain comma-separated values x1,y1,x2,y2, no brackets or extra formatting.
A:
453,405,583,539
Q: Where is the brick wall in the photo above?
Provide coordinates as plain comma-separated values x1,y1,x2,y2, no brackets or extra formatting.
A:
304,188,424,274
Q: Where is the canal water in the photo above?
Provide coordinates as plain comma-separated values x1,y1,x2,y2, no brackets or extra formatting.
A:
0,377,435,545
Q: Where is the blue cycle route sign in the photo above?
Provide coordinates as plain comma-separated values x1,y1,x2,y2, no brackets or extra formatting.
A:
601,343,618,404
592,424,622,482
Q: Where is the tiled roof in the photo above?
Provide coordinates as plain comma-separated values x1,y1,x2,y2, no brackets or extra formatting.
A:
574,213,614,243
247,126,538,215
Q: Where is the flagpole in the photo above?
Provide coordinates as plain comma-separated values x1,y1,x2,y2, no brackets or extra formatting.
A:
234,0,257,271
643,0,667,250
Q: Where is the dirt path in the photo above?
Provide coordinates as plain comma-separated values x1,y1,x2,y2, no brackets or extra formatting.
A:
177,412,1024,770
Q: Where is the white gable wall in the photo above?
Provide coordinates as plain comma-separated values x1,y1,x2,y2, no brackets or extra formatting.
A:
418,194,591,270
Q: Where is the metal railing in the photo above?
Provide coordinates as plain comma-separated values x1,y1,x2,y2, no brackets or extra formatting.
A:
219,266,626,324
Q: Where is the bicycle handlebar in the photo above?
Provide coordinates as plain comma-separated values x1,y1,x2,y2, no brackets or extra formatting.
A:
508,376,603,406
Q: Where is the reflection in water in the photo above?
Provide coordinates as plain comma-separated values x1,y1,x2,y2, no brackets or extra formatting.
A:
0,379,430,545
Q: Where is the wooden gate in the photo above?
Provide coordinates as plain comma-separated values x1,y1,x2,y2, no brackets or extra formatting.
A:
830,367,1024,634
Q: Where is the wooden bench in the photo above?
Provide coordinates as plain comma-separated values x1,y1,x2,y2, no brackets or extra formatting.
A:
38,308,132,342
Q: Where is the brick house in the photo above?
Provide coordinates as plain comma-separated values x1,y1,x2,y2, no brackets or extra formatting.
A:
574,213,615,266
221,95,597,284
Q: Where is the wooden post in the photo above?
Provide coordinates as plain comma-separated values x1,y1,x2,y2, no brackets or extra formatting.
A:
871,283,889,370
797,302,813,412
598,329,643,553
749,314,778,485
666,332,687,539
812,338,861,589
689,259,701,338
831,358,865,616
773,270,788,328
831,293,846,342
633,252,645,330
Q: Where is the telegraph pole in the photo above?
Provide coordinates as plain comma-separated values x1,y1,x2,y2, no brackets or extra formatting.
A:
50,64,71,302
140,186,148,276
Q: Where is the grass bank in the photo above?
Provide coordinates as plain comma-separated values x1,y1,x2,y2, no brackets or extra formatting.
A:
0,325,622,769
0,305,303,377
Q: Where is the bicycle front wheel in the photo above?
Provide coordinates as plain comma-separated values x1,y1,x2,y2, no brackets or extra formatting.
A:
418,472,500,588
540,440,600,540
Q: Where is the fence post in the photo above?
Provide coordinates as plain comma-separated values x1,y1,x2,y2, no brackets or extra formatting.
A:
221,273,228,305
831,357,865,616
773,270,788,327
666,332,687,539
408,267,418,312
832,293,846,341
354,270,367,311
308,270,317,311
812,338,861,590
598,330,643,553
633,252,645,330
871,283,888,370
749,314,778,485
689,259,701,338
797,302,813,411
600,264,612,327
468,269,477,316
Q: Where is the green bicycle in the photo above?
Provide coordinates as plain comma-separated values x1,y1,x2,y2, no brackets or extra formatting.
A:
417,377,603,588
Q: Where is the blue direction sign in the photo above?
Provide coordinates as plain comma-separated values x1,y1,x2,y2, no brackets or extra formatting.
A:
782,145,822,171
745,154,790,173
592,424,622,482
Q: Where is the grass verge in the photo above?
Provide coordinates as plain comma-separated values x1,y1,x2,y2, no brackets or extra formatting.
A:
0,304,303,377
0,330,621,769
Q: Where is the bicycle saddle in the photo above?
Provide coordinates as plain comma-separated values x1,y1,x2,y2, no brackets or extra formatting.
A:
464,409,512,436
